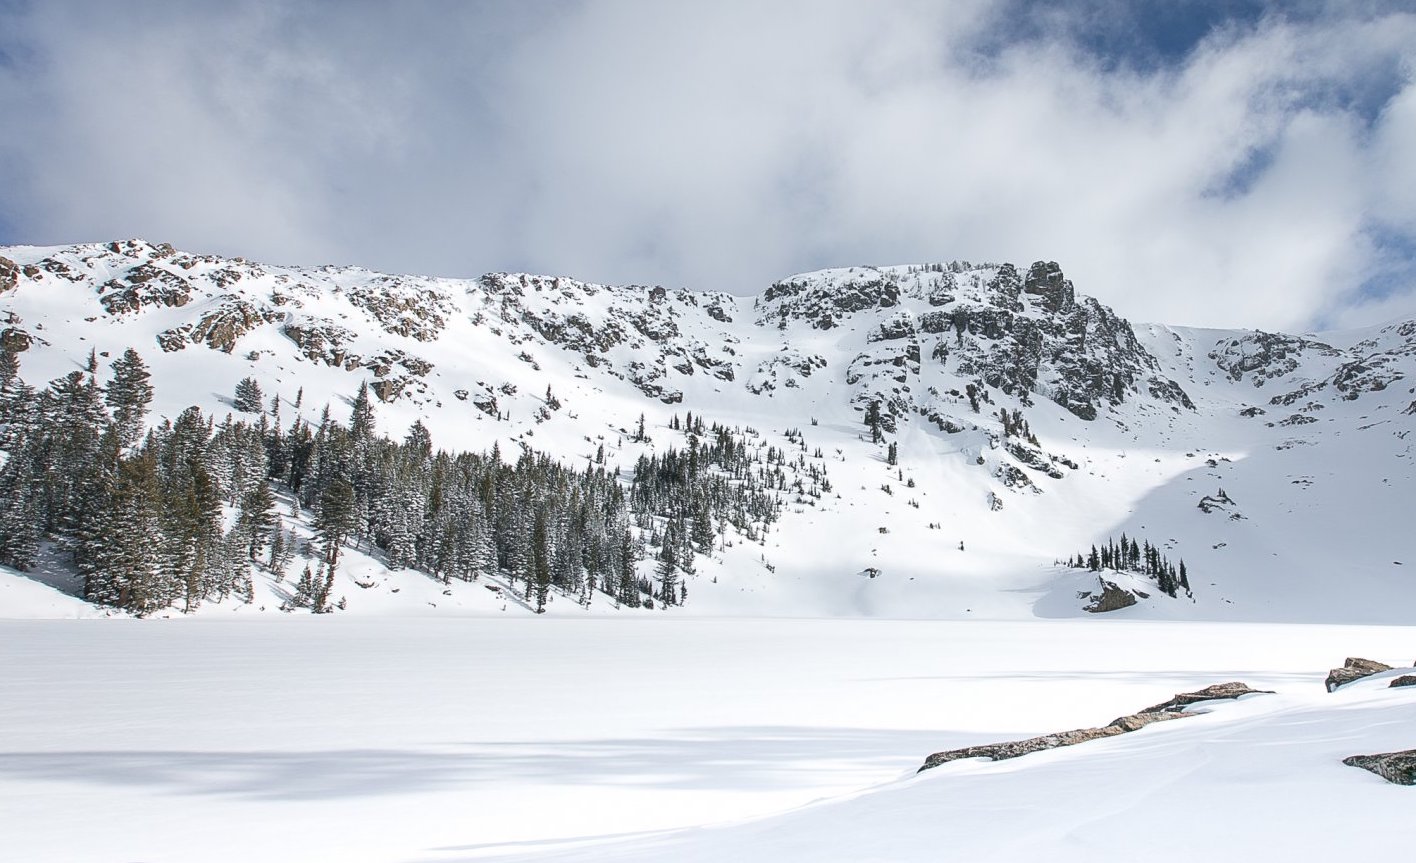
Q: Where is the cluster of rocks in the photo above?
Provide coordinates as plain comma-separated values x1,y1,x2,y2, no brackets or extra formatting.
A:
1225,322,1416,409
919,659,1416,786
1209,331,1338,386
159,300,284,353
760,261,1193,433
1326,657,1416,787
482,272,741,403
1324,656,1414,692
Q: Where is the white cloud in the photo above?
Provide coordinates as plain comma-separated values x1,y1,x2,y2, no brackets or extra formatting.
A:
1,1,1414,330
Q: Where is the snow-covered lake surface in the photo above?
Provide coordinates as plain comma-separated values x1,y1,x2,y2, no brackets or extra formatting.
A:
4,617,1413,861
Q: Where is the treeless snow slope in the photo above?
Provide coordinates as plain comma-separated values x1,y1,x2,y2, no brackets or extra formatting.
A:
2,617,1411,862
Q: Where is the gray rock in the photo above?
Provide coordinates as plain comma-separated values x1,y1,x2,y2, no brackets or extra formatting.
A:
1343,750,1416,785
0,255,17,293
1389,675,1416,689
919,682,1269,773
1325,657,1393,692
1139,682,1271,713
0,326,32,353
1084,580,1137,613
1023,261,1075,313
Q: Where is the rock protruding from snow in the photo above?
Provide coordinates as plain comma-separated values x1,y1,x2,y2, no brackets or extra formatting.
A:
1140,682,1271,713
1022,260,1074,313
1389,675,1416,688
1084,580,1138,613
0,255,18,293
1343,750,1416,785
1324,657,1394,692
918,682,1268,772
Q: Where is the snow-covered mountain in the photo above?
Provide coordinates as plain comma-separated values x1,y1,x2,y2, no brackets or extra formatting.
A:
2,238,1414,622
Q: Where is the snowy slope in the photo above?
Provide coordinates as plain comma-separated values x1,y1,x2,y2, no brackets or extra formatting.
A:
2,240,1415,622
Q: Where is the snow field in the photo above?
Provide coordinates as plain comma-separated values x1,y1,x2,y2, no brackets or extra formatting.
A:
2,617,1413,862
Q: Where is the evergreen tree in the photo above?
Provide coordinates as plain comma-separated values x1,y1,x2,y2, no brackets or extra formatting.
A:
0,442,42,570
315,476,356,576
233,376,264,414
864,400,883,443
531,508,552,613
349,381,375,439
235,480,277,561
657,518,679,606
106,348,155,447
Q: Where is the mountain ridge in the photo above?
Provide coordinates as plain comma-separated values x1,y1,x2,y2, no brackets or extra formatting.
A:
2,238,1414,622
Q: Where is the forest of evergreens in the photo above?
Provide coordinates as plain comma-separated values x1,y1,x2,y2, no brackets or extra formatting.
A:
0,347,800,615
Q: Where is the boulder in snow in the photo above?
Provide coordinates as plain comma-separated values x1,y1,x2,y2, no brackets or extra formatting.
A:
1343,750,1416,786
1324,657,1393,692
1084,580,1138,613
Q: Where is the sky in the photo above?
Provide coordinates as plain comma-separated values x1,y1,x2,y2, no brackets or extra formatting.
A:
1,0,1414,331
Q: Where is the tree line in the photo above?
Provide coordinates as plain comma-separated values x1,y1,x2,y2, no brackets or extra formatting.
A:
0,347,788,615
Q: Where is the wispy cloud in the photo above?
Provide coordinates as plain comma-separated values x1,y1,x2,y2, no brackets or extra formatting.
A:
1,1,1412,330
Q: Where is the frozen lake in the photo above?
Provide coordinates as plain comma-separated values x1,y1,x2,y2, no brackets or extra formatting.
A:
3,617,1413,862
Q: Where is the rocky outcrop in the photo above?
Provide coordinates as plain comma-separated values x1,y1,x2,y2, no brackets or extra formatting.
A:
1023,261,1074,313
1389,675,1416,688
1084,580,1138,613
760,268,901,330
346,278,453,342
1325,657,1393,692
1209,331,1339,386
283,321,359,367
0,326,31,353
919,682,1269,772
0,256,17,293
99,264,194,316
1343,750,1416,786
159,300,283,353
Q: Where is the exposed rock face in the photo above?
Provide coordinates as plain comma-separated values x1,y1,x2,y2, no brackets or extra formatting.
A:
283,321,359,367
346,277,453,342
756,261,1193,433
1343,750,1416,785
1325,657,1393,692
761,268,901,330
160,300,284,353
481,272,741,402
99,264,194,316
1389,675,1416,688
1209,331,1339,386
0,256,17,293
0,326,31,352
1023,261,1074,313
1084,580,1139,613
918,682,1269,772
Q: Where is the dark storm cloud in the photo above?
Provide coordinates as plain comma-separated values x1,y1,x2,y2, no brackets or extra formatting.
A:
0,0,1413,330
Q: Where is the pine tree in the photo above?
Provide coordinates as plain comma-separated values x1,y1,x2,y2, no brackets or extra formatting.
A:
233,376,264,414
315,476,356,575
657,518,679,606
349,381,375,439
0,444,42,570
106,348,154,447
864,400,883,443
236,480,277,561
531,508,552,613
